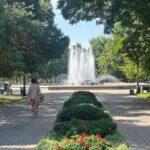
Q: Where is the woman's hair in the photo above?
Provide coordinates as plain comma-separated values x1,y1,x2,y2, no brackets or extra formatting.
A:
31,78,37,84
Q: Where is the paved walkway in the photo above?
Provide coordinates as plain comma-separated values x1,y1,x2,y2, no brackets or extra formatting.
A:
0,93,71,150
0,90,150,150
96,90,150,150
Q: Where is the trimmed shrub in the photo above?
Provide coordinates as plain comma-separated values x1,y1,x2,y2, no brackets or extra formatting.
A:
71,91,96,98
53,118,117,137
63,95,102,108
56,104,109,122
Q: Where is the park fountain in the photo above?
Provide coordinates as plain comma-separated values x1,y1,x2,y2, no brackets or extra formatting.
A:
68,43,96,85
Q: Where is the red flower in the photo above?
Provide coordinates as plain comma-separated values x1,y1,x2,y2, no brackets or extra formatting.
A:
94,134,101,139
81,133,89,139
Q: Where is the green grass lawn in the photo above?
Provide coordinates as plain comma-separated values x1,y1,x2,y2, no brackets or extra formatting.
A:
136,92,150,99
0,94,22,105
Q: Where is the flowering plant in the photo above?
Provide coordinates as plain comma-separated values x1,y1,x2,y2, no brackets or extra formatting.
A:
56,133,112,150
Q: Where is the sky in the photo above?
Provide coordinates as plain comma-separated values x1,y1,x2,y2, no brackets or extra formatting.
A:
51,0,105,48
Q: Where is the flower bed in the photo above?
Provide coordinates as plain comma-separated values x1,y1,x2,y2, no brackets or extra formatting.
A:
54,118,116,137
36,91,129,150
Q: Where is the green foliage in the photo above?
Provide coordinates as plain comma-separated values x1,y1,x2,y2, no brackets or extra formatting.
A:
0,95,22,105
71,91,96,99
116,144,129,150
36,133,128,150
63,91,102,108
142,53,150,74
63,96,102,108
90,36,124,80
91,23,149,82
90,37,108,75
54,118,116,137
119,56,148,82
36,139,53,150
56,104,109,122
43,49,69,78
58,134,113,150
58,0,150,75
36,131,129,150
106,131,127,146
0,0,69,77
113,23,150,80
36,91,129,150
98,38,117,75
57,0,149,33
136,93,150,99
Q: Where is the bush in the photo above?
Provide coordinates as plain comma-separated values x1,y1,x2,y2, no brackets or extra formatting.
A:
51,134,113,150
56,104,109,122
63,95,102,108
63,96,102,107
71,91,96,98
53,118,117,137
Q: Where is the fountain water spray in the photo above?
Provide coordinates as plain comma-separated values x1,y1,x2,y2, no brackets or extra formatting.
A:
68,43,96,85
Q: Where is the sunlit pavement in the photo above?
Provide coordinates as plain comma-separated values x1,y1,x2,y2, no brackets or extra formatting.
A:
95,90,150,150
0,90,150,150
0,93,71,150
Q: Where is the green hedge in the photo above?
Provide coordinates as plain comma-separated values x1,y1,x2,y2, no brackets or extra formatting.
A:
71,91,96,98
63,94,102,108
56,104,109,122
36,91,129,150
54,118,117,137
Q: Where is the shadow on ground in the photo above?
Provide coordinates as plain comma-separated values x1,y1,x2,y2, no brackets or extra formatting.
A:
0,93,71,149
96,91,150,150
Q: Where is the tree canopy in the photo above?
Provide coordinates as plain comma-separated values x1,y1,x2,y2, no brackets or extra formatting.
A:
0,0,69,77
58,0,150,73
58,0,149,33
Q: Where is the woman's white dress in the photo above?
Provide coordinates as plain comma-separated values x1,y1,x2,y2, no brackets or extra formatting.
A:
27,84,41,101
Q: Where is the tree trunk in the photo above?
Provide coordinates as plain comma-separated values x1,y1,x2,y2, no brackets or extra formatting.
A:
136,63,140,93
43,75,48,84
22,73,26,96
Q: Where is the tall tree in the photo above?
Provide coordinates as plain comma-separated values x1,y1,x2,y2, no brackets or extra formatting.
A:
0,0,69,95
119,55,148,82
57,0,149,33
90,36,125,80
112,22,149,92
57,0,150,73
90,37,108,75
0,0,69,77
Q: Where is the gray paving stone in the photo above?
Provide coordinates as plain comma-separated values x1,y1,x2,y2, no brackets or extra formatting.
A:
96,90,150,150
0,93,71,150
0,90,150,150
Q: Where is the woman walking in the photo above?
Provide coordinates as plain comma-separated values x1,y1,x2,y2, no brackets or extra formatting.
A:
27,79,41,116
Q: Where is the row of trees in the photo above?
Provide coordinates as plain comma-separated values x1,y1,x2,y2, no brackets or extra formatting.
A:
90,27,148,82
0,0,69,82
58,0,150,91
